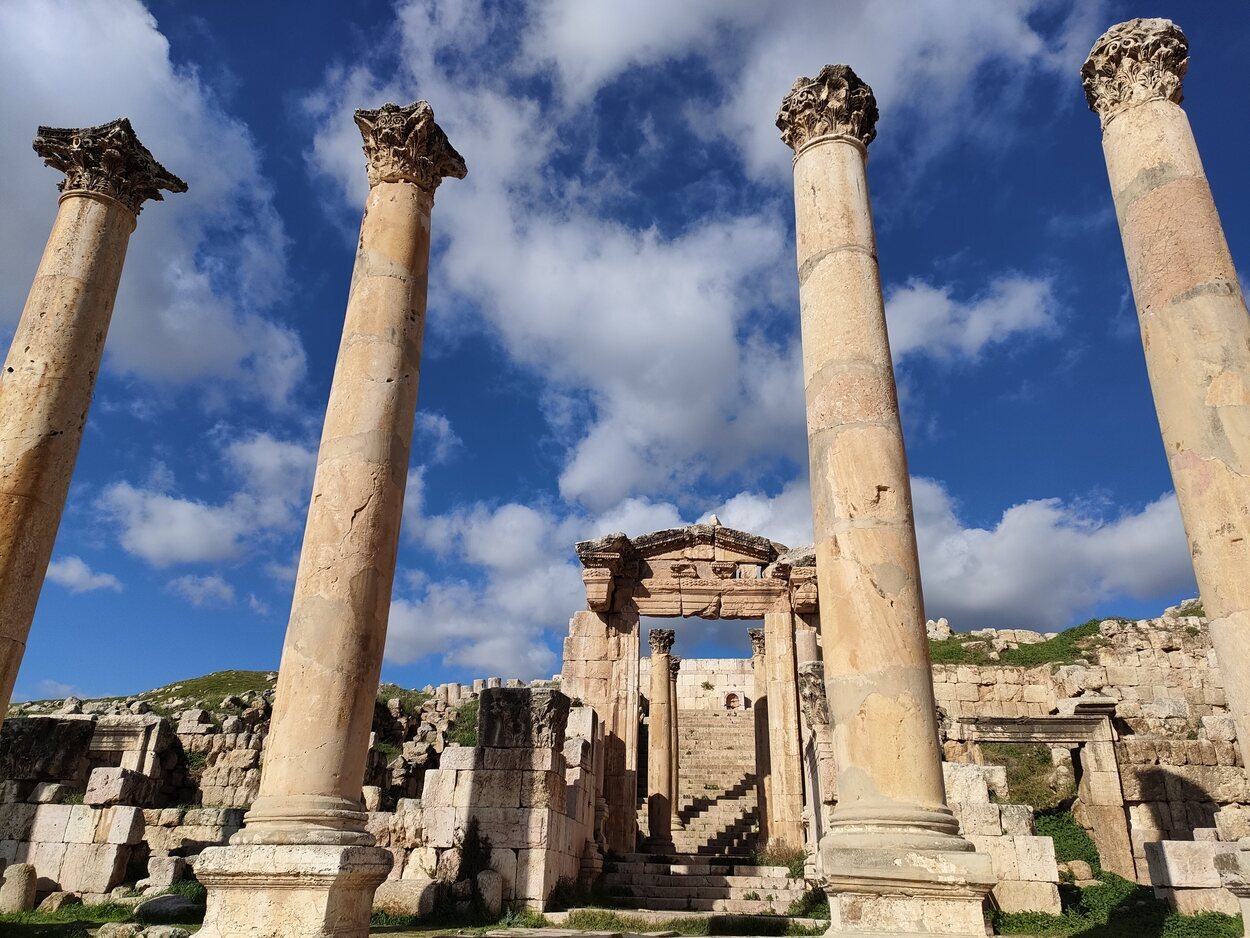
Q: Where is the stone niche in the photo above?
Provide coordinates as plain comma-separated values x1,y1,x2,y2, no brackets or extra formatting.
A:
575,520,818,618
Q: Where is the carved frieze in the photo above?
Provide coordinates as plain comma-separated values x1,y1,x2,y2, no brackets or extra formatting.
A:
354,100,467,191
33,118,186,215
777,64,878,153
1082,19,1187,128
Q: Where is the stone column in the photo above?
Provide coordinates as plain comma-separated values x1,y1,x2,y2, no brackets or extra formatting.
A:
0,119,184,718
195,100,465,938
670,656,684,829
1080,19,1250,920
646,628,676,853
778,66,992,934
764,611,804,849
749,627,771,846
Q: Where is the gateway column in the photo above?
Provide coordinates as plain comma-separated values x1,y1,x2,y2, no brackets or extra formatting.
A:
1079,20,1250,918
778,65,992,935
670,656,684,830
195,100,465,938
646,628,676,853
748,627,771,846
764,611,804,849
0,120,184,718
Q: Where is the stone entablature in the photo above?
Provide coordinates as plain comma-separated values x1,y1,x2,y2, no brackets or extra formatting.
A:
575,520,817,618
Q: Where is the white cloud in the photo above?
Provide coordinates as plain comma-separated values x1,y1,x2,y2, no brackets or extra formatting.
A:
415,412,462,465
885,275,1061,362
45,556,123,594
700,479,814,549
0,0,304,409
167,574,235,607
913,479,1194,631
99,431,316,567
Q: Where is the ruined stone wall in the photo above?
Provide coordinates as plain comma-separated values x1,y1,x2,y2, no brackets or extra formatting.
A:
640,657,753,710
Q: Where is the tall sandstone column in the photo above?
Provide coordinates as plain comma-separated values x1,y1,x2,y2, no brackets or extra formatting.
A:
670,656,683,828
195,100,465,938
646,628,676,853
0,120,184,717
763,611,804,848
778,65,993,935
749,627,771,846
1080,19,1250,915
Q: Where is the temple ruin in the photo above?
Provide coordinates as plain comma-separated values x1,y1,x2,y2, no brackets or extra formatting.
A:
0,13,1249,938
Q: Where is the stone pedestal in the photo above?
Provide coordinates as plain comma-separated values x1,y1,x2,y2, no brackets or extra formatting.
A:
193,845,391,938
646,629,676,853
778,65,993,934
0,119,184,719
198,101,464,937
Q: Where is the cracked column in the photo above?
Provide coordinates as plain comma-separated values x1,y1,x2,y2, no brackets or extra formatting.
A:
1080,20,1250,917
646,628,676,853
0,119,184,721
749,627,771,846
195,100,465,938
670,656,684,829
778,65,992,935
764,610,804,849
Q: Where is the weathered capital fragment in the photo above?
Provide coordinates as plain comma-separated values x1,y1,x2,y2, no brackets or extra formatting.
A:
648,628,675,656
355,100,468,191
797,661,829,727
747,627,766,658
1082,18,1188,128
669,656,681,678
33,118,186,215
777,64,878,153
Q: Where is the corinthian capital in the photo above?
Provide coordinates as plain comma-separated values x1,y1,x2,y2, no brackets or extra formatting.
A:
648,628,675,656
748,628,766,658
669,656,682,678
1082,19,1188,128
33,118,186,215
354,100,468,192
777,64,878,153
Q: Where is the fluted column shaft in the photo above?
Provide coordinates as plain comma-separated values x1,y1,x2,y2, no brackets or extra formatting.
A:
646,629,676,852
0,120,183,719
240,102,465,846
779,66,962,853
1084,19,1250,750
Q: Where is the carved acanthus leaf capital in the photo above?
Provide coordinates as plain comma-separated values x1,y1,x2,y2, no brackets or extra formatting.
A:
797,662,830,727
1082,19,1188,128
748,628,766,658
648,628,675,656
33,118,186,215
669,657,681,678
355,100,468,192
777,64,878,153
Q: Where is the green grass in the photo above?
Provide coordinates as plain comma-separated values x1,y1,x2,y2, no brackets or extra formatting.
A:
447,698,480,747
375,740,402,764
929,618,1119,668
0,902,133,937
981,743,1074,811
562,908,821,936
1035,809,1102,870
377,684,432,717
752,842,808,878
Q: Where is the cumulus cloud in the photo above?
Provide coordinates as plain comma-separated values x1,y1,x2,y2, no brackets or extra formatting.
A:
0,0,304,409
885,275,1061,363
45,556,123,594
167,574,236,607
415,413,462,465
99,431,316,567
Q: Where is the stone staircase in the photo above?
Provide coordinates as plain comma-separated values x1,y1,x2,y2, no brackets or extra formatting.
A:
600,853,811,914
637,708,762,856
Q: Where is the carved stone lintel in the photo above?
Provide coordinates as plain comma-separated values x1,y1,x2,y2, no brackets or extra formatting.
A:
582,567,614,612
797,662,829,727
748,627,766,658
648,629,675,656
354,100,467,192
1082,18,1188,129
777,64,878,153
33,118,186,216
669,657,681,678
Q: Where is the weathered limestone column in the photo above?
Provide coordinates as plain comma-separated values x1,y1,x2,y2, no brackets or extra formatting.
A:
646,628,676,853
778,66,993,934
195,100,465,938
764,611,804,848
1080,20,1250,921
670,656,684,829
749,627,771,845
0,120,184,718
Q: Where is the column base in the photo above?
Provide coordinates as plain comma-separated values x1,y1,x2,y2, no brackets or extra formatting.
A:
193,843,392,938
820,845,994,938
646,837,677,855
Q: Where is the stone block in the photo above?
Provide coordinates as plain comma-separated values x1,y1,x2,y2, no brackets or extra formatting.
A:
1215,806,1250,842
514,846,556,902
137,855,186,890
520,770,564,809
30,804,72,843
29,840,67,891
477,868,503,916
490,847,517,901
423,807,460,849
31,783,68,803
438,746,482,771
61,843,127,894
84,768,145,807
1161,886,1241,916
960,804,1003,836
1203,715,1238,742
455,769,520,809
0,863,36,913
402,846,438,880
1000,804,1034,836
421,769,457,807
1014,836,1059,882
101,806,144,846
992,880,1061,914
64,804,99,844
0,803,36,842
374,878,438,918
1145,840,1236,888
478,688,571,750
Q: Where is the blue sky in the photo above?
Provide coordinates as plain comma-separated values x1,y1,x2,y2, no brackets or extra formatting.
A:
2,0,1246,700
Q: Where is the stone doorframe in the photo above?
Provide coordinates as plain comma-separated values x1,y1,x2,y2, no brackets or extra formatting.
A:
560,520,817,853
948,700,1137,880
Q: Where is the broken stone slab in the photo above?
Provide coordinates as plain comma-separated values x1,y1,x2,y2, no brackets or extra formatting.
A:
373,877,439,918
37,891,82,913
0,862,36,913
477,687,571,750
85,766,146,806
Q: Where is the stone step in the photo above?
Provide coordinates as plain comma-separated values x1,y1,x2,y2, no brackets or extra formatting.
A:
598,895,802,914
605,873,800,889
